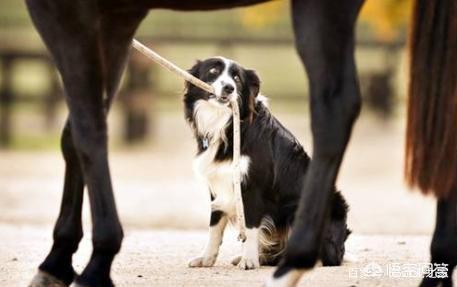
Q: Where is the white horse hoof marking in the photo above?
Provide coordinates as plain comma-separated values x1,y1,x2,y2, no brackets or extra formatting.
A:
29,270,68,287
264,269,305,287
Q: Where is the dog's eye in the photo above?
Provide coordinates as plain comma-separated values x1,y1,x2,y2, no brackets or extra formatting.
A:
233,75,241,82
209,67,219,75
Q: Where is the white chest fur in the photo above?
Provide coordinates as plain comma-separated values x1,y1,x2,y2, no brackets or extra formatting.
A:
193,99,232,145
193,143,250,216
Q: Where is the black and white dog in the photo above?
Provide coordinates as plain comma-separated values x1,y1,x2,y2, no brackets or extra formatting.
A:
184,57,350,270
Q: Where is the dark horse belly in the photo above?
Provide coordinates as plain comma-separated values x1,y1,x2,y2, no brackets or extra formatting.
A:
101,0,273,12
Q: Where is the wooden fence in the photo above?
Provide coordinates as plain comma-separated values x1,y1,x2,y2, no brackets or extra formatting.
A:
0,37,403,148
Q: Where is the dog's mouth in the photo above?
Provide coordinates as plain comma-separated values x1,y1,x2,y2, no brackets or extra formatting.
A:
209,94,231,104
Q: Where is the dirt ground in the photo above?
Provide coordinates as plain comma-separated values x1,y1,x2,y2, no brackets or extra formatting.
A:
0,111,437,233
1,224,452,287
0,111,453,286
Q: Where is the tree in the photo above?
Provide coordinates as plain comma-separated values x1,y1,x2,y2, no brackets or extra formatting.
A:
359,0,412,41
238,0,412,42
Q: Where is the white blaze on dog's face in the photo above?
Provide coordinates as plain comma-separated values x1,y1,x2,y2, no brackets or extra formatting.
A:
210,57,239,104
187,56,247,108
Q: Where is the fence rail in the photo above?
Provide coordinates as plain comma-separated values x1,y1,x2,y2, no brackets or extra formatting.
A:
0,37,403,148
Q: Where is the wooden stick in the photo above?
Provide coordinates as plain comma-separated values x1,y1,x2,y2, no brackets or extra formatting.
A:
230,98,246,242
132,39,247,242
132,39,214,94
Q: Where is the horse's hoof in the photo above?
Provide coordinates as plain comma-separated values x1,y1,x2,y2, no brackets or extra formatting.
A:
73,274,115,287
29,270,67,287
264,269,304,287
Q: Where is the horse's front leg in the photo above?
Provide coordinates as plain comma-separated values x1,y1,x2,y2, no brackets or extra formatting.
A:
267,0,364,285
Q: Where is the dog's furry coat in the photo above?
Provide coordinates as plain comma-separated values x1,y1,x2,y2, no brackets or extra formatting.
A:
184,57,350,269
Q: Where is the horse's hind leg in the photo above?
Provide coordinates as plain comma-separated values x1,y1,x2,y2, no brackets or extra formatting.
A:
420,196,457,287
26,0,146,286
267,0,364,285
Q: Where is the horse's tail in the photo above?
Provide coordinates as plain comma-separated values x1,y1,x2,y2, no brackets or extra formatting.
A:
405,0,457,198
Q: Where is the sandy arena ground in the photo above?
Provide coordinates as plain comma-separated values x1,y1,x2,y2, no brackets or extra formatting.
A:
0,111,455,286
0,224,442,287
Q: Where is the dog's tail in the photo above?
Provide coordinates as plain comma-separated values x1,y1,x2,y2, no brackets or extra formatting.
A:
405,0,457,198
258,216,288,266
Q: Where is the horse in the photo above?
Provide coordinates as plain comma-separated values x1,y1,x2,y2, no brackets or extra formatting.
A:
25,0,456,286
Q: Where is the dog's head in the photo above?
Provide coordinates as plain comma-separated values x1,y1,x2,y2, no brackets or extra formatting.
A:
184,57,261,124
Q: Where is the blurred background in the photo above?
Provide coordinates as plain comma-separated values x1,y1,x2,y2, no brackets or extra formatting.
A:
0,0,436,235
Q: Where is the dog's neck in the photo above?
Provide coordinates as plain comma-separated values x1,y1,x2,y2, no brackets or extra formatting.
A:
193,99,232,147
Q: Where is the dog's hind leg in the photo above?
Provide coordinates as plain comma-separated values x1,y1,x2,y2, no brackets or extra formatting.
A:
420,195,457,287
256,217,286,267
189,210,228,267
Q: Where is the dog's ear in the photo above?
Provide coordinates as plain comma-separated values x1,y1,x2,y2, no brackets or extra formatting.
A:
246,69,260,97
185,60,201,90
246,69,260,123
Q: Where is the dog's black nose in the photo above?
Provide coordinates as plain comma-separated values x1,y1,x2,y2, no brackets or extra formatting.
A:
223,84,234,94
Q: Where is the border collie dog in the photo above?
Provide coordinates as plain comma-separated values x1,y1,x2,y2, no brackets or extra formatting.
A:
184,57,350,270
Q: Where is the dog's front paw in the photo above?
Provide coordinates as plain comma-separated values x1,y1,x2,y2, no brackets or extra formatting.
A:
237,257,260,270
231,255,242,266
188,255,217,268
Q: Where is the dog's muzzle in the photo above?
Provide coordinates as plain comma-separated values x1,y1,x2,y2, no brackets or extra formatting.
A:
216,94,231,104
209,92,232,104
